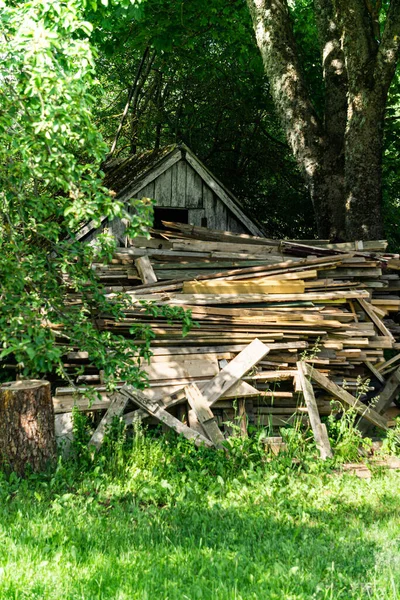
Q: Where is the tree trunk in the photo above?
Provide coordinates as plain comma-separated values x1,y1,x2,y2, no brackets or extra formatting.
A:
0,380,56,475
245,0,332,237
246,0,400,241
344,91,385,239
314,0,348,239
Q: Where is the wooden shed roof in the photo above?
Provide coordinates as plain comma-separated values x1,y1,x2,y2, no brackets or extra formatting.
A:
77,144,265,239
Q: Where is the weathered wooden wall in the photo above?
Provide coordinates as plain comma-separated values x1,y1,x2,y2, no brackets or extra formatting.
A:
84,158,249,244
136,159,248,234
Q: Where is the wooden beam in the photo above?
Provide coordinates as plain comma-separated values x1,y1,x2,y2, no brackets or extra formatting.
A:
119,386,213,447
185,384,225,448
135,256,157,284
297,362,333,459
89,391,129,450
373,366,400,414
183,338,270,409
358,298,395,342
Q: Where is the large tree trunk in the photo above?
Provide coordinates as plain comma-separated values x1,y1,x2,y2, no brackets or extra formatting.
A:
344,92,385,239
245,0,333,237
0,380,56,475
246,0,400,240
314,0,348,239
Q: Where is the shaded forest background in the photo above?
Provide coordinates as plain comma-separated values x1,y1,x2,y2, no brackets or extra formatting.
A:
87,0,400,245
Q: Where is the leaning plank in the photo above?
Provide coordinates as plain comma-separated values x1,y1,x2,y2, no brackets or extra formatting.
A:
183,338,270,409
303,363,388,430
364,361,385,385
120,385,213,447
89,391,130,450
358,298,395,342
135,255,157,284
185,384,225,448
372,366,400,414
297,362,333,459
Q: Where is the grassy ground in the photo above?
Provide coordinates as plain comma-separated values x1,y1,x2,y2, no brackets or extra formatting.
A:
0,427,400,600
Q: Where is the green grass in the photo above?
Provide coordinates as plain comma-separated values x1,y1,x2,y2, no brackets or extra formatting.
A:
0,428,400,600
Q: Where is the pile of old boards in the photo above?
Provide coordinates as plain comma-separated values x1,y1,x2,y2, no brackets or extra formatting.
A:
54,222,400,458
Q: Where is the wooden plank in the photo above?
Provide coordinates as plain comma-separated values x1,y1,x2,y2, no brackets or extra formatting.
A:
185,163,203,208
128,290,371,305
182,280,305,295
135,256,157,284
185,384,225,448
372,366,400,414
88,391,129,450
297,362,333,459
119,386,213,447
303,363,388,430
158,339,270,410
188,338,270,408
376,352,400,373
358,298,395,341
364,361,385,385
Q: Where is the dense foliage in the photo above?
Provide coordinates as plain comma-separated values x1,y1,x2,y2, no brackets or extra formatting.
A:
0,0,186,385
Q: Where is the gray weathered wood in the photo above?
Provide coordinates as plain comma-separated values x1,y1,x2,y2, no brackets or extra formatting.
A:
120,386,213,447
188,209,206,227
185,163,203,208
89,391,129,450
297,362,333,459
358,298,395,341
364,361,385,385
191,338,270,408
170,160,187,207
154,168,173,207
185,149,264,236
118,148,182,203
135,255,157,284
185,384,225,448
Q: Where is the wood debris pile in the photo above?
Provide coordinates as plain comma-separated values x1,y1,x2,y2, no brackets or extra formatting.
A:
54,223,400,455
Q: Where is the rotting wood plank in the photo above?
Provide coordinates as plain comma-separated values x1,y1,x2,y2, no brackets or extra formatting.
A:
119,386,213,447
185,384,225,448
183,338,270,409
297,362,333,459
135,256,157,284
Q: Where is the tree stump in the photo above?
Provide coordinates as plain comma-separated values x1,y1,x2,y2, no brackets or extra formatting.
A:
0,380,57,475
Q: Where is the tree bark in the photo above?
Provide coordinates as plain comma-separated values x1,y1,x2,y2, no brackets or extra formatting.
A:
0,380,56,475
314,0,348,239
245,0,333,237
247,0,400,240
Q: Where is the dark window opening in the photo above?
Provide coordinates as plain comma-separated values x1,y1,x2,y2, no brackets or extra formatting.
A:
153,207,188,230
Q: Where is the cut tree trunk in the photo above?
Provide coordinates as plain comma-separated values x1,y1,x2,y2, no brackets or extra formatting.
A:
0,380,57,475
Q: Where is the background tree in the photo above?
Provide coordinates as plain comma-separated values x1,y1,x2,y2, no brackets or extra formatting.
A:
246,0,400,240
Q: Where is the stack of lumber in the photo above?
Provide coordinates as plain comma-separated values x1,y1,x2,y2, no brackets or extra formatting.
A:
53,223,400,448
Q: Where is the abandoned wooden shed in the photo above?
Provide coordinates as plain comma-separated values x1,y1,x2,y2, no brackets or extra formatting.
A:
77,144,264,242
